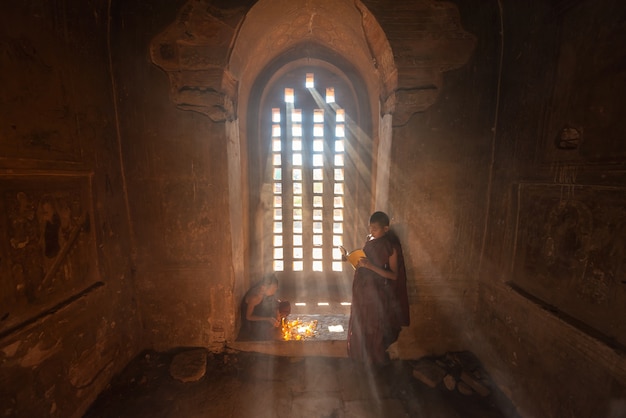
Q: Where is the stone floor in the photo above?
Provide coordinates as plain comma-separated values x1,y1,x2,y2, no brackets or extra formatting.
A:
84,346,521,418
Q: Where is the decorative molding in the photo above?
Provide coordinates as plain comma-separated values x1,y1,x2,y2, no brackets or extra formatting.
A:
150,0,475,126
377,0,476,126
149,0,244,122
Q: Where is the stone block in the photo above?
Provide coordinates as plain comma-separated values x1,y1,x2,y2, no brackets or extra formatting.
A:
169,348,207,383
412,359,446,388
460,371,491,397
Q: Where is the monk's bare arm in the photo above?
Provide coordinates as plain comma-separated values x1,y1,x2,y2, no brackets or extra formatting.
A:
246,294,279,325
357,249,398,280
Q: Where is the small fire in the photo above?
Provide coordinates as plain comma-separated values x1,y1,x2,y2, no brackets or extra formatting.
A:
281,318,318,341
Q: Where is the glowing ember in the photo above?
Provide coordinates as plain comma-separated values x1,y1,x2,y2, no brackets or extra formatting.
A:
281,318,318,341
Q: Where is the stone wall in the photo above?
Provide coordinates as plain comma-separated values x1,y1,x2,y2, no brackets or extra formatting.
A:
0,2,141,417
109,0,236,350
472,1,626,417
386,0,497,359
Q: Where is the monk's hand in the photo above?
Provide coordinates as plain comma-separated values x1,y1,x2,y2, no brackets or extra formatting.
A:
357,258,370,269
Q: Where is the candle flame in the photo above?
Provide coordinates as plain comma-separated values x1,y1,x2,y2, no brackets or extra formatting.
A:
281,318,318,341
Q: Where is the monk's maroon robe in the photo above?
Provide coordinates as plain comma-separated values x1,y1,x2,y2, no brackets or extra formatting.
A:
347,231,409,364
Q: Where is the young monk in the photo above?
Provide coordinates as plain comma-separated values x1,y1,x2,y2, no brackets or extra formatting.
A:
347,211,410,365
239,274,287,341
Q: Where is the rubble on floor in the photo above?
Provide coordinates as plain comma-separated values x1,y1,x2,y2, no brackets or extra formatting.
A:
412,351,492,397
169,347,208,383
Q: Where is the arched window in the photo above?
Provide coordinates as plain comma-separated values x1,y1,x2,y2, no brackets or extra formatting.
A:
250,62,372,307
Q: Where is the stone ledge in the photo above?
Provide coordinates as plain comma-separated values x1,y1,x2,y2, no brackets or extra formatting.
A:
227,340,348,358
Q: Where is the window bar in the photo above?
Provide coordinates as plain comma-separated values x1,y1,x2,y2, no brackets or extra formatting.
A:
284,88,296,272
291,106,304,272
313,107,325,272
333,107,345,271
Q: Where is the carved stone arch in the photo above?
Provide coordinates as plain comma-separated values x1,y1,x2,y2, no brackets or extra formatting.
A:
149,0,399,124
149,0,476,126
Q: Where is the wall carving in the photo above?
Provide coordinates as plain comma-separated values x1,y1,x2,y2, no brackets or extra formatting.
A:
0,175,97,335
513,183,626,348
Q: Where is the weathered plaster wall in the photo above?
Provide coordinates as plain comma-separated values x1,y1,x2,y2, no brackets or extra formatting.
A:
109,0,236,350
0,1,141,417
472,1,626,417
